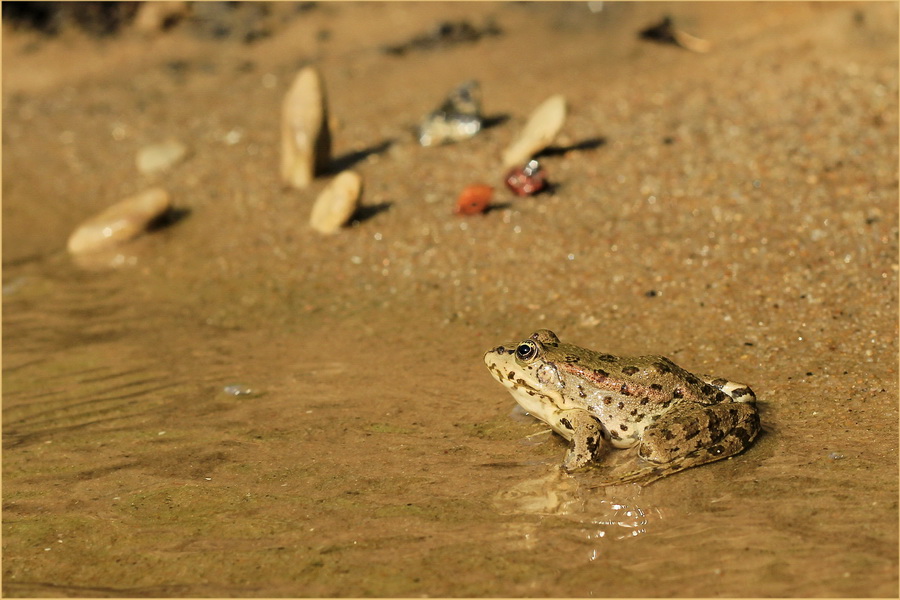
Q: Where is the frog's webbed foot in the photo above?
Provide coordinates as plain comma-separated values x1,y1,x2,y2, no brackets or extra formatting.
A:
590,462,685,487
559,411,604,472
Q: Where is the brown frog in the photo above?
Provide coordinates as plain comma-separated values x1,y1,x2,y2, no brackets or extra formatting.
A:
484,330,760,485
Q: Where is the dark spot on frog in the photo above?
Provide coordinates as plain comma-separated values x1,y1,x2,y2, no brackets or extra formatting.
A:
609,429,622,440
640,397,650,405
630,408,638,416
563,354,580,363
621,366,639,375
603,396,612,405
731,386,753,398
577,385,586,398
560,418,574,431
711,377,728,387
650,383,663,392
733,424,756,444
620,382,630,396
616,401,625,409
594,368,609,378
636,413,645,422
507,371,516,380
707,444,726,456
652,361,672,374
673,388,684,399
619,423,628,431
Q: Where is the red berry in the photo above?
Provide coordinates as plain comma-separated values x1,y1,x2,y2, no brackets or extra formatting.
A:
454,184,493,215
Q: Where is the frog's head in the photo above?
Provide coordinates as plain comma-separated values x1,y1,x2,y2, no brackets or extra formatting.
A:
483,330,572,431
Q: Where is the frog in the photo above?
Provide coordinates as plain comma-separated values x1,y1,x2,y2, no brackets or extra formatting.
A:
483,329,760,485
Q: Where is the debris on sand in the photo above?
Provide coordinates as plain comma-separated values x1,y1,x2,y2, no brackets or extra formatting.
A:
310,170,362,234
418,80,483,147
502,94,567,168
382,19,501,55
281,66,332,189
639,16,712,53
454,184,494,215
136,139,188,174
504,159,547,196
67,188,171,254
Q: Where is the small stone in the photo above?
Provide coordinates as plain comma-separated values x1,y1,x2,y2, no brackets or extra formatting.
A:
136,140,188,174
502,94,567,168
281,66,332,189
310,171,362,234
418,80,483,147
455,184,493,215
223,384,255,397
504,159,547,196
67,188,171,254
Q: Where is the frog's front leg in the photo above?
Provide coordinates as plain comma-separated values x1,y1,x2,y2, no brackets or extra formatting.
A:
638,400,760,470
557,409,604,472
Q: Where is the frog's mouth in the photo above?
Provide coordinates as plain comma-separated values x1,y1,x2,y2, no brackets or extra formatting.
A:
485,353,569,432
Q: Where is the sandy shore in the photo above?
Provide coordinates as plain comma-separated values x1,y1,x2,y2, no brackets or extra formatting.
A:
3,2,898,596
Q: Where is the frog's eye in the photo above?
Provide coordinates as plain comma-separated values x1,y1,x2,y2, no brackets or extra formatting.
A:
516,341,538,361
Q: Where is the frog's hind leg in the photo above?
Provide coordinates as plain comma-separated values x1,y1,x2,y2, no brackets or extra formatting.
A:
592,401,760,487
699,374,756,404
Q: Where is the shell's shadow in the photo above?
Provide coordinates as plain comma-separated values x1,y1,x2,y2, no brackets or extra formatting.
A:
536,136,606,158
328,139,394,174
351,202,392,225
147,207,192,232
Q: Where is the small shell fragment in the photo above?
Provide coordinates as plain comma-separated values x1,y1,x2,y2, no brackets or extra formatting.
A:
454,184,493,215
418,80,483,147
223,384,255,397
504,159,547,196
281,66,332,189
501,94,566,168
67,188,171,254
639,16,712,53
310,171,362,234
136,140,187,174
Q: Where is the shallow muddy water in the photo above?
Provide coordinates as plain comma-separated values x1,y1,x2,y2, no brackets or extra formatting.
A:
3,2,899,597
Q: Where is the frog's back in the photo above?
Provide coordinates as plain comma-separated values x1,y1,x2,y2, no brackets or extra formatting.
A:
558,350,733,407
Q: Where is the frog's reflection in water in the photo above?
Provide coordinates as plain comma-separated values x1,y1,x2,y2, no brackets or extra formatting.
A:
493,467,664,552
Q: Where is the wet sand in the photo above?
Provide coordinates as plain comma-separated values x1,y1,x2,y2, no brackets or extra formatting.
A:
3,2,898,596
